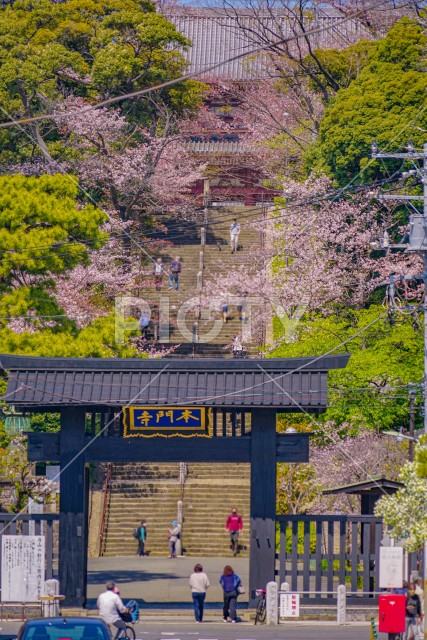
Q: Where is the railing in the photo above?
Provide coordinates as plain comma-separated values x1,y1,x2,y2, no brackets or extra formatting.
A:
98,463,114,557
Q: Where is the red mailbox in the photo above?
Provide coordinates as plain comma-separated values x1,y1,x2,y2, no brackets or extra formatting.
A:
378,593,406,634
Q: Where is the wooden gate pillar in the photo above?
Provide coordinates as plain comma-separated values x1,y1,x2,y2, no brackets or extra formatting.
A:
249,409,277,606
59,408,88,607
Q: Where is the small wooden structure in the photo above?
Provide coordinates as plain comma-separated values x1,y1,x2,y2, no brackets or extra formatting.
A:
323,476,403,515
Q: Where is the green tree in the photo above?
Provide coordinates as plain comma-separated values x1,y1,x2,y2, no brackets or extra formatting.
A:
0,435,56,513
271,305,423,432
308,19,427,185
0,0,202,163
0,174,107,325
375,456,427,552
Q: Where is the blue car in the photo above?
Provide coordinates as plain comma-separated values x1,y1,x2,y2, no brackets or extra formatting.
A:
17,618,111,640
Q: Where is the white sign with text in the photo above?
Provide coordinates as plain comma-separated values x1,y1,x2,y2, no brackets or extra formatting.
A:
280,592,300,618
379,546,404,589
1,536,45,601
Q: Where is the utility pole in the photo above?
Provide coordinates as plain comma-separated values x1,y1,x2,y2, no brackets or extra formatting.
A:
409,388,416,462
371,141,427,636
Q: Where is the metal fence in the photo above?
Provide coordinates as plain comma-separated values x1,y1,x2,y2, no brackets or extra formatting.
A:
276,514,384,605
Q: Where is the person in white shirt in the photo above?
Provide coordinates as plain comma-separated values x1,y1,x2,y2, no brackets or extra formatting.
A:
97,580,128,639
189,564,210,623
230,219,241,253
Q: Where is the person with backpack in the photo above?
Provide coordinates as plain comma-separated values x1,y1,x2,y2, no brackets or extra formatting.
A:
133,520,147,557
168,519,181,558
169,256,182,291
220,565,242,623
406,582,422,640
138,310,150,338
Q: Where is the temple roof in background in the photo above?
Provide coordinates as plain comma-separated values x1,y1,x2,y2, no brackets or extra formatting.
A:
169,6,372,80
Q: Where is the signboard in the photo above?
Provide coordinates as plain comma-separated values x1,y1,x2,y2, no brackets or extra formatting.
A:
379,546,404,589
280,592,300,618
1,536,45,601
28,499,43,536
124,406,211,438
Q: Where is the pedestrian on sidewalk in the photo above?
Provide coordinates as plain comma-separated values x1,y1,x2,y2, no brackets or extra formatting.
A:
135,519,147,557
169,256,182,291
230,219,241,253
405,582,422,640
232,335,243,358
138,310,150,338
97,581,129,640
221,296,229,323
237,291,248,323
226,507,243,556
168,519,181,558
189,563,210,623
414,577,424,634
153,258,164,290
220,565,241,623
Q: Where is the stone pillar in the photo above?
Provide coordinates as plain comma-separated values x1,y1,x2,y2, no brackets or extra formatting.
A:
266,581,278,625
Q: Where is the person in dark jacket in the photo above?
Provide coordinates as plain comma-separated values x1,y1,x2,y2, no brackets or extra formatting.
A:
168,256,182,291
220,565,241,623
225,507,243,556
406,582,422,640
136,520,147,557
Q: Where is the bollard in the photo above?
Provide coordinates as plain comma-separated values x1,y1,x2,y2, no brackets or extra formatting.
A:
43,579,60,617
280,582,290,593
197,271,203,291
266,581,278,625
201,227,206,246
199,251,204,271
337,584,346,625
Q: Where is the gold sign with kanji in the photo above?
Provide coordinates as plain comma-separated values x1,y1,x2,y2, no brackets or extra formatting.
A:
123,406,211,438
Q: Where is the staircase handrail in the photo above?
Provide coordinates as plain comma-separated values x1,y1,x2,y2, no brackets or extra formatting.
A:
98,462,114,557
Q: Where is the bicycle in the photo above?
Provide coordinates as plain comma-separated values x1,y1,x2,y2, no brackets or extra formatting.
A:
108,622,135,640
254,588,266,625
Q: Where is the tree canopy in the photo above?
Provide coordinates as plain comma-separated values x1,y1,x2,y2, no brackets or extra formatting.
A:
309,19,427,185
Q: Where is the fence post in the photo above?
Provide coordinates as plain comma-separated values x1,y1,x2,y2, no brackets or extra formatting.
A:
192,322,199,344
176,500,183,556
337,584,346,625
197,271,203,291
266,581,278,625
280,582,290,593
201,227,206,246
199,251,204,271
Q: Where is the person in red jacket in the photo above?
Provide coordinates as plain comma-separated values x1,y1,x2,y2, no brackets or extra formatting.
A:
226,507,243,557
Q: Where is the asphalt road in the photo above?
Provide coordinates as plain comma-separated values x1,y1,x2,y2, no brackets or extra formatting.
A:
0,620,388,640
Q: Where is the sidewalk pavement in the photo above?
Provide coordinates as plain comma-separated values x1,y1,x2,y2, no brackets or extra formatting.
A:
87,556,249,610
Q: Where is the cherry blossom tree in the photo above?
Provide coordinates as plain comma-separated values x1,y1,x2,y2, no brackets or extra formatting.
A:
203,175,422,347
58,98,205,223
277,426,408,515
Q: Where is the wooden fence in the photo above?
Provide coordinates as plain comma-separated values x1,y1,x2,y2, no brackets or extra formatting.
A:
277,514,386,605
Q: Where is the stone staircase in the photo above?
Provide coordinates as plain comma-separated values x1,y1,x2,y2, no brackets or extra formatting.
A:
182,463,250,556
102,463,182,557
133,207,263,357
97,208,262,559
101,462,250,557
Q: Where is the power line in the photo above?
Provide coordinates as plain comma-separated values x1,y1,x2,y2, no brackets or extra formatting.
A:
0,0,391,131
